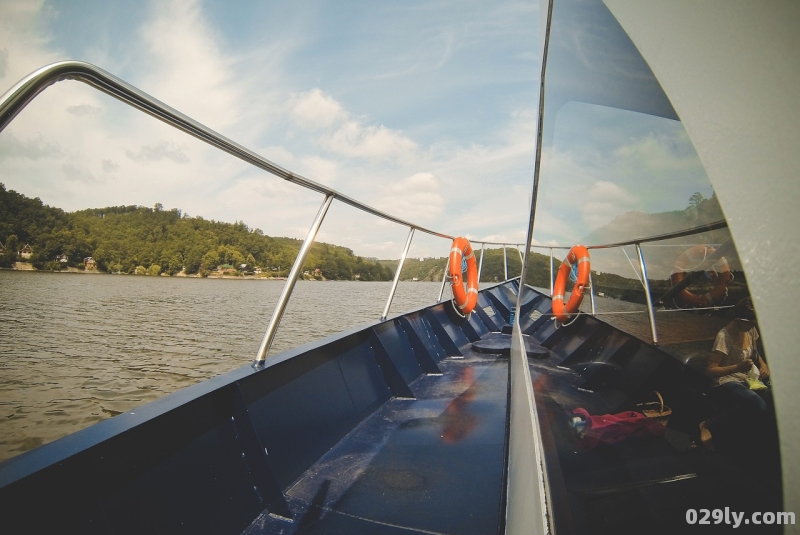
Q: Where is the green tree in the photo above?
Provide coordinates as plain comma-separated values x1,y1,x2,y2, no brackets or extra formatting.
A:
4,234,19,257
148,264,161,276
135,265,147,275
689,191,706,207
167,253,183,276
0,234,18,267
200,249,219,275
217,245,245,267
183,247,204,275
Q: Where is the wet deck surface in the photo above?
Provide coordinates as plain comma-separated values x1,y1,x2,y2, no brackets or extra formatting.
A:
245,351,509,535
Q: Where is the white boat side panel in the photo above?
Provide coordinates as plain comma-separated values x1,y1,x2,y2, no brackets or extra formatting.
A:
506,324,549,535
604,0,800,520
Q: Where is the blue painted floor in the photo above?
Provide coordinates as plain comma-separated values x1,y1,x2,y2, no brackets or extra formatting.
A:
245,352,509,535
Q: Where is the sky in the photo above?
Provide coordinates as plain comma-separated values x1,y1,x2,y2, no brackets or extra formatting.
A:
0,0,541,259
0,0,716,263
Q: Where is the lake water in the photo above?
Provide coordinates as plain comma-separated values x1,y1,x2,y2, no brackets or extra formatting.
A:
0,271,443,462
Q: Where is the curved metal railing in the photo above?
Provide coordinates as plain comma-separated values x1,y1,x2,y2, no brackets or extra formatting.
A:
0,61,527,364
0,61,451,237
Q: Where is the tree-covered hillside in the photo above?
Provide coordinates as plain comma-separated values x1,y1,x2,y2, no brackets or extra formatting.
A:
0,184,393,280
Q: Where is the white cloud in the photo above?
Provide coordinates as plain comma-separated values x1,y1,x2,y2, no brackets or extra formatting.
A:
585,180,638,203
325,120,417,160
66,104,102,116
102,159,119,173
475,231,529,246
0,48,9,78
125,141,190,164
377,172,445,222
300,155,339,185
580,182,640,230
0,134,63,160
137,0,246,133
212,174,324,238
288,89,347,130
62,163,100,184
0,1,60,85
286,88,418,161
613,132,697,172
532,99,716,246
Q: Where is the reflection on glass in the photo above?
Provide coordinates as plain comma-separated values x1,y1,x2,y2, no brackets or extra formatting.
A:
440,367,479,444
539,103,714,246
522,0,745,353
698,297,778,460
516,0,782,529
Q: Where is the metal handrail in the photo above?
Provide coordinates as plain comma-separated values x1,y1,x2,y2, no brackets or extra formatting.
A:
254,195,333,362
0,60,532,363
0,62,528,249
381,228,415,321
0,61,452,240
635,243,658,344
475,240,527,247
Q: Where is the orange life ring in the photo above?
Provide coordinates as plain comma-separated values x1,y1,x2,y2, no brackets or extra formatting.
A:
670,245,731,307
552,245,591,323
449,237,478,315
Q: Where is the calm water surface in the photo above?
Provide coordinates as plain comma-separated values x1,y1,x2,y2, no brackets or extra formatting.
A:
0,271,442,462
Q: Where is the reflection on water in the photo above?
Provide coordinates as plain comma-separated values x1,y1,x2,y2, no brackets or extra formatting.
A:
0,271,442,462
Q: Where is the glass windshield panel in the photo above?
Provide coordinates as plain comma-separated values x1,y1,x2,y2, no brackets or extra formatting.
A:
520,0,782,531
538,102,714,245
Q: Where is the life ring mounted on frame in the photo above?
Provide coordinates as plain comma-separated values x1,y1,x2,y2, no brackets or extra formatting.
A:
449,237,479,316
552,245,591,324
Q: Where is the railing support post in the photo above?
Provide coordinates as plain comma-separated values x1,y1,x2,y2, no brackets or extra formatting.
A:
517,246,524,278
477,243,485,283
589,272,596,316
549,248,554,297
381,227,415,321
438,257,450,303
635,243,659,345
503,245,508,281
254,194,334,365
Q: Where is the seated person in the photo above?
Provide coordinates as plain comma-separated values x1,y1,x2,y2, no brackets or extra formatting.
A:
699,297,771,451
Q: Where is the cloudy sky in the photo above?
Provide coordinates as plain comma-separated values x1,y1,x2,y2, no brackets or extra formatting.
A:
0,0,715,261
0,0,542,259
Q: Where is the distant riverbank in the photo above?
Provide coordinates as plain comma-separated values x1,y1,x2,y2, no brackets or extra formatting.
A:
0,265,443,282
2,263,295,280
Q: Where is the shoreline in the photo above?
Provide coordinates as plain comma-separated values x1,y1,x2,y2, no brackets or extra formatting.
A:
0,265,407,281
0,264,291,280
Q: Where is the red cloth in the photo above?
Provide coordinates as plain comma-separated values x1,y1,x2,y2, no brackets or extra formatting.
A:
574,407,665,449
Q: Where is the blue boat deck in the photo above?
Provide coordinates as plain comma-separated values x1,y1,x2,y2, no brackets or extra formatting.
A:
245,353,509,535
